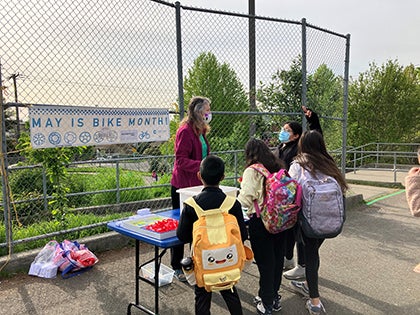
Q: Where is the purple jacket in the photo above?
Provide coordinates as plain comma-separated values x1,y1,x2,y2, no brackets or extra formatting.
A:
170,122,210,189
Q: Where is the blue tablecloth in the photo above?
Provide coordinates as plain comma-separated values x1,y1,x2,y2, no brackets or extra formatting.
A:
107,209,183,248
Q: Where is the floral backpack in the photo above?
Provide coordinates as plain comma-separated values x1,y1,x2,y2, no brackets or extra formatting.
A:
250,163,302,233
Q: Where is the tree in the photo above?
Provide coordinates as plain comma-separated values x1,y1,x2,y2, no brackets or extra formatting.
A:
257,57,344,149
16,131,88,226
257,56,303,114
307,64,344,148
307,64,342,117
183,52,250,149
348,60,420,146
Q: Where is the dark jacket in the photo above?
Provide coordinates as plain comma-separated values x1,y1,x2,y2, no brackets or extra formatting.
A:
278,141,298,170
176,186,248,244
305,110,323,135
278,110,323,169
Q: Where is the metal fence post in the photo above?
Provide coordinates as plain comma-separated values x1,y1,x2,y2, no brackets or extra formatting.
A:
341,33,351,175
175,1,184,120
248,0,256,137
393,152,397,183
116,160,120,204
234,151,239,184
42,166,48,212
0,59,13,253
301,18,307,131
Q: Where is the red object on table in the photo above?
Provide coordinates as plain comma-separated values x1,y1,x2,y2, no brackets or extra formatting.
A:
145,218,179,233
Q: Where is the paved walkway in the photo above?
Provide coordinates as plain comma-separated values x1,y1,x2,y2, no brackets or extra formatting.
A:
346,169,407,201
1,170,419,315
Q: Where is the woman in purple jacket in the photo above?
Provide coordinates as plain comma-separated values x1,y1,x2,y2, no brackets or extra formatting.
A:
170,96,212,281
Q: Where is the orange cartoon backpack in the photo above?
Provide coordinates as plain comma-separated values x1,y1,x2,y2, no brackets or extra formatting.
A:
184,195,253,292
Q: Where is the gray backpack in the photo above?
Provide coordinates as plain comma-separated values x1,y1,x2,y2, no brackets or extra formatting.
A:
299,169,345,238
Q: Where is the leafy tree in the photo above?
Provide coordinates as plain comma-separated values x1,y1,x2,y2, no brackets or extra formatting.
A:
257,56,303,114
307,64,344,148
307,64,342,117
183,52,250,149
348,60,420,146
16,131,87,226
257,57,344,149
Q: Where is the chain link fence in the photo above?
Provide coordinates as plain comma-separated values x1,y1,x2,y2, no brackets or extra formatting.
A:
0,0,349,255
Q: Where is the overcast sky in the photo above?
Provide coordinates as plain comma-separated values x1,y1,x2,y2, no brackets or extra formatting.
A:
178,0,420,77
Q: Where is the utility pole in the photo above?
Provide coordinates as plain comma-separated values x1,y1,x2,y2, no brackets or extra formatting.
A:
248,0,256,137
7,72,21,139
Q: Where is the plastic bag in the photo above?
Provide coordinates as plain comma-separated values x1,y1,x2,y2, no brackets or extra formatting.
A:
28,240,64,278
28,239,99,279
58,240,99,278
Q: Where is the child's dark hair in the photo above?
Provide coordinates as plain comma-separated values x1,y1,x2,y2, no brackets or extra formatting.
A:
285,121,303,137
296,130,348,192
244,138,284,173
200,155,224,186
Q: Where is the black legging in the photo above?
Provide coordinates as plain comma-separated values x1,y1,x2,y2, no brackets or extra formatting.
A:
248,215,286,308
194,285,243,315
302,234,325,298
284,225,305,266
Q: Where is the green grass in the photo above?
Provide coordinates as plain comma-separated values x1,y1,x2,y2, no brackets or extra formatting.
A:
1,167,239,257
0,211,131,256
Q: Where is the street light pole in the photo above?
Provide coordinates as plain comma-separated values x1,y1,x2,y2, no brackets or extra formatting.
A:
7,73,21,139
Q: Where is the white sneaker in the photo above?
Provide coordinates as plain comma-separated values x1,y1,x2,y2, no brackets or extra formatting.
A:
290,280,309,297
306,299,326,315
283,264,305,280
283,257,295,270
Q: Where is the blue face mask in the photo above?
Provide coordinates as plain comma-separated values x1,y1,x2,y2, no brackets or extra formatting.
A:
278,130,291,143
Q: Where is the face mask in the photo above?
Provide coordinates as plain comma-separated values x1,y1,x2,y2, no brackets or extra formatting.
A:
204,112,212,124
278,130,291,143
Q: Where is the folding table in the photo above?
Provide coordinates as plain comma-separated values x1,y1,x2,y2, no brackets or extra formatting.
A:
107,209,182,315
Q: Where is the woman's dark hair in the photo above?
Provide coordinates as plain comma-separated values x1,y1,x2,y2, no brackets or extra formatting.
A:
285,121,303,137
181,96,211,136
244,138,284,173
295,130,348,192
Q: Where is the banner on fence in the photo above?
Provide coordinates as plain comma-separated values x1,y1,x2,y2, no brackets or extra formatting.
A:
29,105,170,149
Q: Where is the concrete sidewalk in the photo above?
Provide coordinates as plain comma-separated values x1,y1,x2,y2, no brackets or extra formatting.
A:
346,169,407,201
1,169,418,315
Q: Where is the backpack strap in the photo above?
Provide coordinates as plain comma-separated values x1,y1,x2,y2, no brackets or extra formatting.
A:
249,164,270,218
184,195,237,245
249,163,270,178
184,195,237,217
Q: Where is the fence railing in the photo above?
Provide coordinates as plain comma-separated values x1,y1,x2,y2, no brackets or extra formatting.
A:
342,142,419,183
2,142,418,254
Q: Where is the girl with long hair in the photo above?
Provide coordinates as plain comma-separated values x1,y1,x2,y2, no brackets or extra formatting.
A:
289,130,348,315
238,138,286,315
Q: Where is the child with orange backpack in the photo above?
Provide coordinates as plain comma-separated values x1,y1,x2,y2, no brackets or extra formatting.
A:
176,155,249,315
